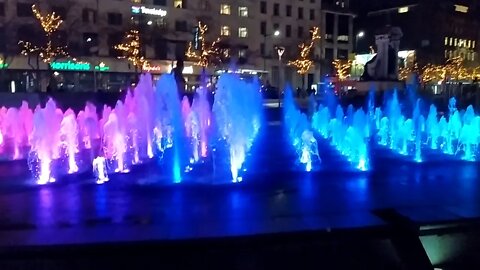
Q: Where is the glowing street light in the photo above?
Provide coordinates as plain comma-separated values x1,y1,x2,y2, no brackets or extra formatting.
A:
274,30,280,37
355,31,365,52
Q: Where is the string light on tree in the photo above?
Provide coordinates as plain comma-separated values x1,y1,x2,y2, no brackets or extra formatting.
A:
288,27,320,75
333,59,353,80
19,4,68,63
115,29,146,70
185,21,222,68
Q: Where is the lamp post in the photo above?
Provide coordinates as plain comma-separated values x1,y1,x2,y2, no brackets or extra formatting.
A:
354,31,365,77
262,30,280,81
355,31,365,53
275,46,285,107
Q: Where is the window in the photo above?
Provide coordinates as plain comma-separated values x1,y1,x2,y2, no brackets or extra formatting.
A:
454,38,458,46
82,9,97,23
153,0,167,5
17,3,32,17
286,5,292,16
298,7,303,19
174,0,184,8
220,4,231,15
444,37,448,46
310,9,315,20
107,13,122,25
260,1,267,14
467,40,472,48
221,25,230,36
260,21,266,35
449,37,453,46
238,27,248,38
298,26,304,38
239,6,248,17
473,40,476,49
175,20,188,31
273,3,279,16
286,25,291,37
454,4,468,13
0,3,4,16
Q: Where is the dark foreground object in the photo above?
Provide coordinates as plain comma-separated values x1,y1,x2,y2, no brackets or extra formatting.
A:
0,108,479,269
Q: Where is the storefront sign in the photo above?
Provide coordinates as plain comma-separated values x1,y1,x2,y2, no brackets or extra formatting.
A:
132,6,167,17
51,61,91,71
50,61,111,72
95,62,110,72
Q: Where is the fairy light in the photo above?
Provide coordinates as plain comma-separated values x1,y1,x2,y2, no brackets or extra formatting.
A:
19,5,68,63
288,27,320,75
333,59,353,80
115,29,146,69
185,21,222,68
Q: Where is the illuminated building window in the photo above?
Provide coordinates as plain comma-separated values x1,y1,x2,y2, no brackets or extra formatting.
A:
449,50,453,59
445,50,448,58
221,25,230,36
454,38,458,46
445,37,448,46
238,6,248,17
174,0,184,8
398,6,409,13
220,4,231,15
449,37,453,46
238,27,248,38
473,41,476,48
454,4,468,13
472,52,475,61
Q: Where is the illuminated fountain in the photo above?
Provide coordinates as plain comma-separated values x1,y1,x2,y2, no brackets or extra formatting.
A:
283,86,320,172
213,73,262,181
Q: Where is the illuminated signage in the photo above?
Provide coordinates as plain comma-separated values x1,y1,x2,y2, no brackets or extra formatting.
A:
132,6,167,17
143,62,194,74
50,61,91,71
50,61,111,72
95,62,110,72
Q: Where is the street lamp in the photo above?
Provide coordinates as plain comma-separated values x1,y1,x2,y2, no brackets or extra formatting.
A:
263,30,281,79
355,31,365,52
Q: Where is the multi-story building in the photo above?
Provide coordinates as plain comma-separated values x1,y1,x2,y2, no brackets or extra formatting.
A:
320,0,355,75
352,0,480,67
0,0,354,92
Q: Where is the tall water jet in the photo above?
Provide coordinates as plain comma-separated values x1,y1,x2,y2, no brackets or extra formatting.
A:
213,73,263,181
192,86,211,158
60,109,79,174
284,86,319,171
155,73,185,183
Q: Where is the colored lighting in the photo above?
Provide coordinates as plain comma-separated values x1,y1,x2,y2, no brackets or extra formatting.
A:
51,61,91,71
131,6,167,17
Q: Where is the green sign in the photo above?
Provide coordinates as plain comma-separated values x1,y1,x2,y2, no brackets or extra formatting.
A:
50,61,111,72
51,61,91,71
95,65,110,72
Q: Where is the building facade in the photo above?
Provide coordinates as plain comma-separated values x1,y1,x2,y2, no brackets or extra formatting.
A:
0,0,355,92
